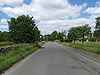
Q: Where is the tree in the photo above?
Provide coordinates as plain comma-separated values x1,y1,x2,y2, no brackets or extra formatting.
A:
43,31,66,41
0,31,9,42
80,24,91,42
8,15,40,43
50,31,58,41
68,27,81,43
94,30,100,37
95,16,100,29
68,24,91,43
94,16,100,38
57,32,66,42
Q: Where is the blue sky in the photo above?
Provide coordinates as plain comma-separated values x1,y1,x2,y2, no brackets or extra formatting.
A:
0,0,100,34
69,0,98,7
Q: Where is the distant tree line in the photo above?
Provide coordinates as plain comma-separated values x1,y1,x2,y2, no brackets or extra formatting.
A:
41,31,66,42
67,16,100,43
0,15,100,43
41,16,100,43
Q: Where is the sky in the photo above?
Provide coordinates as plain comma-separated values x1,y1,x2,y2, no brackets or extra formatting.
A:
0,0,100,35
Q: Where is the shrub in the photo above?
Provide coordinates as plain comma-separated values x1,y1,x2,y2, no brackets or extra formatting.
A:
64,39,72,42
88,38,96,42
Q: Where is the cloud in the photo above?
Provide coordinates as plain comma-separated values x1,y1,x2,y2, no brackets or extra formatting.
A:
0,19,8,31
0,24,8,31
0,0,23,6
1,5,28,17
96,1,100,6
83,2,100,30
38,18,96,34
84,2,100,19
0,0,98,34
85,7,100,15
0,25,8,29
0,19,7,24
1,0,84,20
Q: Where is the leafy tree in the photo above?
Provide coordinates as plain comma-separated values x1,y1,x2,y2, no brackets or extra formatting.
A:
68,24,91,43
68,27,81,43
94,16,100,38
0,31,3,42
8,15,40,43
45,35,51,41
57,32,64,40
95,16,100,29
43,31,66,41
50,31,58,41
80,24,91,42
0,31,9,42
57,32,66,42
94,30,100,37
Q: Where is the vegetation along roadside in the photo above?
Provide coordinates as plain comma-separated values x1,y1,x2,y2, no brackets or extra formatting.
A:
60,42,100,55
0,42,46,74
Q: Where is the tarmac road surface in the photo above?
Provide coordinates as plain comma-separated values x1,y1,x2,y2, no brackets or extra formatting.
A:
2,42,100,75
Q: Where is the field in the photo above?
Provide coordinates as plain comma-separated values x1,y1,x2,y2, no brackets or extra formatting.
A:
61,42,100,55
0,42,45,73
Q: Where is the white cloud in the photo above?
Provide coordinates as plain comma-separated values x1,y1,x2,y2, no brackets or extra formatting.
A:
38,18,96,34
0,0,97,34
82,3,87,7
0,19,8,31
84,2,100,19
0,19,7,24
0,0,23,6
1,5,28,17
0,25,8,29
1,0,84,20
85,7,100,15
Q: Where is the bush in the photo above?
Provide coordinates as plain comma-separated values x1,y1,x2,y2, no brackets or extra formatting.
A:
88,38,96,42
64,39,72,42
60,39,64,42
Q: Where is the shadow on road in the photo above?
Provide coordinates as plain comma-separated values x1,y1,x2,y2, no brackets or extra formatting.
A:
40,47,45,49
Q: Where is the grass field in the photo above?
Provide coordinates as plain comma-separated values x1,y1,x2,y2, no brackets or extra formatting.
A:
61,42,100,55
0,42,45,73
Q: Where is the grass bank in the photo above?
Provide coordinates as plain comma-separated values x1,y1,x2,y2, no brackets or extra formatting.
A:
60,42,100,55
0,42,15,47
0,42,46,73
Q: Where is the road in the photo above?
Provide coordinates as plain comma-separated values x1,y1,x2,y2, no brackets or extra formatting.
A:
2,42,100,75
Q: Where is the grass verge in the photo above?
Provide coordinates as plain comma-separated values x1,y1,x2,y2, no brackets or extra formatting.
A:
0,42,46,73
60,42,100,55
0,42,15,47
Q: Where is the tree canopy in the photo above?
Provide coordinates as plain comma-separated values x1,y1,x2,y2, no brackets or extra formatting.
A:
68,26,80,42
68,24,91,43
80,24,91,42
94,16,100,37
50,31,58,41
42,31,66,41
0,31,9,42
8,15,40,43
96,16,100,29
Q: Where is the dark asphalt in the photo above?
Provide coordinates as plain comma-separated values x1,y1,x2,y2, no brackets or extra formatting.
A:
2,42,100,75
